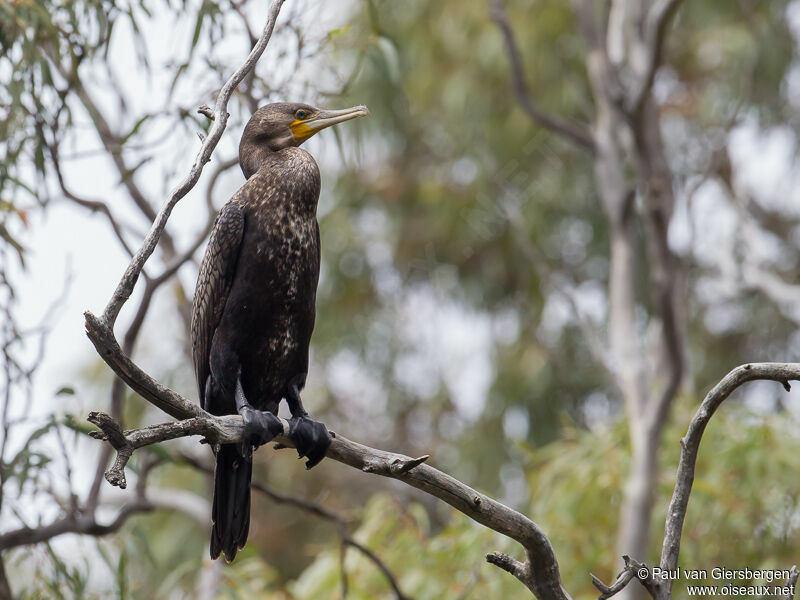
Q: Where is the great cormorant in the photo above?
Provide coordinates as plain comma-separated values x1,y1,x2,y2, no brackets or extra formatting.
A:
191,102,369,561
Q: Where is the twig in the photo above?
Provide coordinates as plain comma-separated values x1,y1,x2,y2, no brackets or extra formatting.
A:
781,566,799,600
86,411,250,488
487,552,531,585
489,0,595,151
591,568,634,599
197,105,215,121
0,502,152,551
47,141,138,257
658,363,800,595
590,555,656,599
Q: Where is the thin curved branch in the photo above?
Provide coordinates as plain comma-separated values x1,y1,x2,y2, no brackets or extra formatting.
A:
82,307,570,600
658,363,800,593
100,0,286,327
627,0,685,115
590,555,658,599
47,141,138,257
0,502,153,550
489,0,595,152
86,405,569,599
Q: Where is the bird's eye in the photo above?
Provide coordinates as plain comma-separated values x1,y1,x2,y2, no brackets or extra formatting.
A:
295,109,308,120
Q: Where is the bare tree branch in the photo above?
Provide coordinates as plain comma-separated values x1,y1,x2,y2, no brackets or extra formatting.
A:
780,566,799,600
627,0,685,115
82,342,570,600
591,555,657,599
87,410,247,488
489,0,595,151
99,0,286,328
0,502,153,551
658,363,800,594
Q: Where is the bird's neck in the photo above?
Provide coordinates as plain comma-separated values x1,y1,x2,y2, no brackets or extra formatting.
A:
239,144,274,179
237,147,322,212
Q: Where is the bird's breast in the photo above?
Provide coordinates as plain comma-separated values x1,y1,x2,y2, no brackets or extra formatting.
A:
235,205,319,306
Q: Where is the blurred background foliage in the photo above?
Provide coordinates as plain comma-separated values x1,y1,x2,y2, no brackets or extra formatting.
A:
1,0,799,598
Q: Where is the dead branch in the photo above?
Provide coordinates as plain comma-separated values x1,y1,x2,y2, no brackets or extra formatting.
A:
489,0,595,152
590,555,658,599
780,566,799,600
85,377,569,599
658,363,800,597
0,502,153,551
628,0,685,115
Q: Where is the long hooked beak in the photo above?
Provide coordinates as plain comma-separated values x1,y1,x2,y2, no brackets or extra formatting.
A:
306,105,370,131
291,105,370,142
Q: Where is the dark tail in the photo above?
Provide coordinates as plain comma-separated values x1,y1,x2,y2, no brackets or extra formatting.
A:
210,444,252,561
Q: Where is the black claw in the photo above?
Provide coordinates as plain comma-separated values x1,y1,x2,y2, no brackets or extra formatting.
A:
288,414,331,469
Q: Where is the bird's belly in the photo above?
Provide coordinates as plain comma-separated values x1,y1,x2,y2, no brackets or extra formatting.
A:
239,314,306,405
220,235,317,407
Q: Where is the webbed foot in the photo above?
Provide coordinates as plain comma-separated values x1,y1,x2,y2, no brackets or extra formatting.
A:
288,414,331,469
235,376,283,457
285,373,331,469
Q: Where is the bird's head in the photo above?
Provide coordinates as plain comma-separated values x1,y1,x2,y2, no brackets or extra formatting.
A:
239,102,369,177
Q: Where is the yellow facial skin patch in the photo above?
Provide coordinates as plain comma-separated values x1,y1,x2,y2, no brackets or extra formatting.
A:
290,119,316,142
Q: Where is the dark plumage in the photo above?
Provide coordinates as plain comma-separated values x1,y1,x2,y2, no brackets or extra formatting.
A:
191,101,368,561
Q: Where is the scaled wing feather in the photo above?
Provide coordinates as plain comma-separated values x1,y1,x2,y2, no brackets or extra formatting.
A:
191,202,245,410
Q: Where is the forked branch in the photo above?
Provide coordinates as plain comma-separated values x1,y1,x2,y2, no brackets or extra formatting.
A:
84,358,570,599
